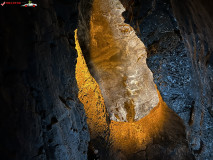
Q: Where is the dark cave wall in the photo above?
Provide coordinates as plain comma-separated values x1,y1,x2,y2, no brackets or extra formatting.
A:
171,0,213,159
77,0,94,72
0,0,89,159
121,0,213,159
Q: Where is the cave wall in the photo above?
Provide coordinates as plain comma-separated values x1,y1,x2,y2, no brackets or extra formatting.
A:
171,0,213,159
122,0,194,123
77,0,194,159
121,0,213,159
0,0,212,159
0,0,89,159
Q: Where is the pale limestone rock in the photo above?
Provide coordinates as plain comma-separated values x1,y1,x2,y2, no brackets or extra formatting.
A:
90,0,159,121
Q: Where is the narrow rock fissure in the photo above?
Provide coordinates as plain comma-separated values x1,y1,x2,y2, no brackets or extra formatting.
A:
75,0,193,159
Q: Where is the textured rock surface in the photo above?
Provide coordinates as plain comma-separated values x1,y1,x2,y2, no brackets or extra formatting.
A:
121,0,213,159
171,0,213,159
0,0,89,159
121,0,194,126
0,0,212,159
78,0,194,159
81,0,159,122
76,28,194,160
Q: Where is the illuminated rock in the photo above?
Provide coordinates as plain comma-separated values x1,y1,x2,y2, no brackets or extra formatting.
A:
89,0,159,121
75,29,191,159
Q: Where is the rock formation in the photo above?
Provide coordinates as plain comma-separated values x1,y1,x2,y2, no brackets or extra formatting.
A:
0,0,212,159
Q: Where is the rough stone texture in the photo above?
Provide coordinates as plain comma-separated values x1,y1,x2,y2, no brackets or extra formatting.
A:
0,0,89,159
78,0,194,159
121,0,213,159
1,0,212,159
171,0,213,159
76,27,194,160
122,0,194,126
87,0,159,122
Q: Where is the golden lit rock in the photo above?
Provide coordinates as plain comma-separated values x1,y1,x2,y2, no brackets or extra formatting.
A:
75,29,109,139
75,29,185,158
89,0,159,122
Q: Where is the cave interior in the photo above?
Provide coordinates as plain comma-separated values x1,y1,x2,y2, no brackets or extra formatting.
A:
0,0,213,160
